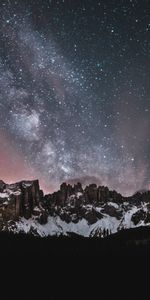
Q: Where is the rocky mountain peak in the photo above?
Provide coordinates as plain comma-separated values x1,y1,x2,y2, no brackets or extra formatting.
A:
0,179,150,238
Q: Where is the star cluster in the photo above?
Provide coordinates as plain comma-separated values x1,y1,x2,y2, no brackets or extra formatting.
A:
0,0,150,195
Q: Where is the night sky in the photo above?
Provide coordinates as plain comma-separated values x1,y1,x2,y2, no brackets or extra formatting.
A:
0,0,150,195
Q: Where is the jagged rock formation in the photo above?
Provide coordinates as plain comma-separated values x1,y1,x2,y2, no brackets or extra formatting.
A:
43,182,125,225
0,179,150,237
0,180,46,228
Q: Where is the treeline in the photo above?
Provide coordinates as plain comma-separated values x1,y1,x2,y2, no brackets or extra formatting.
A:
0,226,150,257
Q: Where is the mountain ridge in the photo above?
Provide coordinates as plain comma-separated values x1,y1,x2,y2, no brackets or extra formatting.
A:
0,178,150,237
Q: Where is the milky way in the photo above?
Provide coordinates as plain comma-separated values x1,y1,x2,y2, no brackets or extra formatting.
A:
0,0,150,195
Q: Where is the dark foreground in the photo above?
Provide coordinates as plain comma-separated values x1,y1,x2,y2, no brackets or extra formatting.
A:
1,227,150,299
1,226,150,254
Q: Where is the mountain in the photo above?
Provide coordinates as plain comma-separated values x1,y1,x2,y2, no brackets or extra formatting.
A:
0,179,150,237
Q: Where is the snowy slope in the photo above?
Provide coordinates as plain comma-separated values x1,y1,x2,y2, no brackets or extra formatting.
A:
11,202,150,238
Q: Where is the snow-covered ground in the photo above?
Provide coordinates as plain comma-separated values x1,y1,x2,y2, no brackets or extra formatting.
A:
12,202,150,238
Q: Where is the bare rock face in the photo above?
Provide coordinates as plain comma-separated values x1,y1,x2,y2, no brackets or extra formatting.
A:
38,211,48,225
0,180,6,192
20,180,41,219
131,191,150,205
144,213,150,224
45,182,123,211
74,182,83,194
109,190,123,204
46,182,84,208
0,185,22,222
43,182,125,225
85,184,98,203
84,208,98,225
0,179,43,222
56,183,73,206
131,210,147,225
101,204,123,220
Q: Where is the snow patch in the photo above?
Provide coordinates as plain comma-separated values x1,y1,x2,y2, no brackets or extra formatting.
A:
107,202,119,209
0,193,8,198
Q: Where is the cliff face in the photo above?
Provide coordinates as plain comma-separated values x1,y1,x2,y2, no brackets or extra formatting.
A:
44,182,124,221
0,180,44,225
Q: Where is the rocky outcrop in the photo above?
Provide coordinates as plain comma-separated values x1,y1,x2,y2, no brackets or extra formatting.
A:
44,182,123,209
19,180,42,219
0,180,6,192
43,182,125,223
144,213,150,224
131,191,150,205
0,180,44,223
131,210,147,225
41,183,149,229
0,179,150,238
101,204,123,220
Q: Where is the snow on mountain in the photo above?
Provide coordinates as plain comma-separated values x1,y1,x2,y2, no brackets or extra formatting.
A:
0,179,150,238
11,202,150,238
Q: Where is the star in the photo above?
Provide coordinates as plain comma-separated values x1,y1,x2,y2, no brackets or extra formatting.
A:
0,0,149,196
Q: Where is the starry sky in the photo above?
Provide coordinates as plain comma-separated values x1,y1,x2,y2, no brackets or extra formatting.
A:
0,0,150,195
